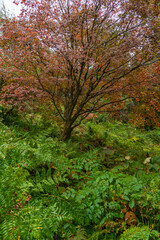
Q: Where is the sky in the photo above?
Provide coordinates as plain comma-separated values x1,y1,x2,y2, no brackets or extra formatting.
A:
0,0,21,16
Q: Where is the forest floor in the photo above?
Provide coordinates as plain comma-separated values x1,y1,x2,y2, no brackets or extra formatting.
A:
0,113,160,239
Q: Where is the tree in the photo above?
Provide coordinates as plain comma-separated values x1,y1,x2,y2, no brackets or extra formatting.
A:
110,62,160,128
126,62,160,129
0,2,38,120
0,1,7,19
0,0,159,139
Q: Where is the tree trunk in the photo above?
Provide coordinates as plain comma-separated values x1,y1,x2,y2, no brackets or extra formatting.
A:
61,121,73,141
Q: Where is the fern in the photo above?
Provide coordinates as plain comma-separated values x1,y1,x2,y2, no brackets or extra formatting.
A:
120,226,160,240
69,226,88,240
1,118,160,239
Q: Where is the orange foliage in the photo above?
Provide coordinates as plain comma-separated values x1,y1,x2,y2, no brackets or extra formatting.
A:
125,211,137,226
0,0,159,138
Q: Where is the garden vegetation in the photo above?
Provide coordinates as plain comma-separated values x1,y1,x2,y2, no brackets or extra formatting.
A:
0,0,160,239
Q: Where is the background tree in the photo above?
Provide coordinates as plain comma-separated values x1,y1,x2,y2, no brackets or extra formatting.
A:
0,1,7,19
110,62,160,128
0,0,159,139
0,2,38,120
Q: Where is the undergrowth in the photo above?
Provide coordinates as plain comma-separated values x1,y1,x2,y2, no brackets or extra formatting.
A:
0,115,160,239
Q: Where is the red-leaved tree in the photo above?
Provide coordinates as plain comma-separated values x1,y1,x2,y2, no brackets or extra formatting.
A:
0,81,39,120
122,62,160,128
0,0,159,139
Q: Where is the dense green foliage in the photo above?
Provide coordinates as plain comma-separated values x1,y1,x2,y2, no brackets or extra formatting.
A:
0,113,160,239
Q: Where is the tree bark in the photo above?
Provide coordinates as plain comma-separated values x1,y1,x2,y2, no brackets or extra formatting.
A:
61,121,73,141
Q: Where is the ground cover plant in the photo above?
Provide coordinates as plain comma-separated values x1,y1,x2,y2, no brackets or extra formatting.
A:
0,114,160,239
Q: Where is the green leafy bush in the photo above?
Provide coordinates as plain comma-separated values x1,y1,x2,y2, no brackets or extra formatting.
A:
120,226,160,240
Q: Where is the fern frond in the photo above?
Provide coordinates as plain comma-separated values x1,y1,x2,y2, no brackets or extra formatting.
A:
69,226,88,240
